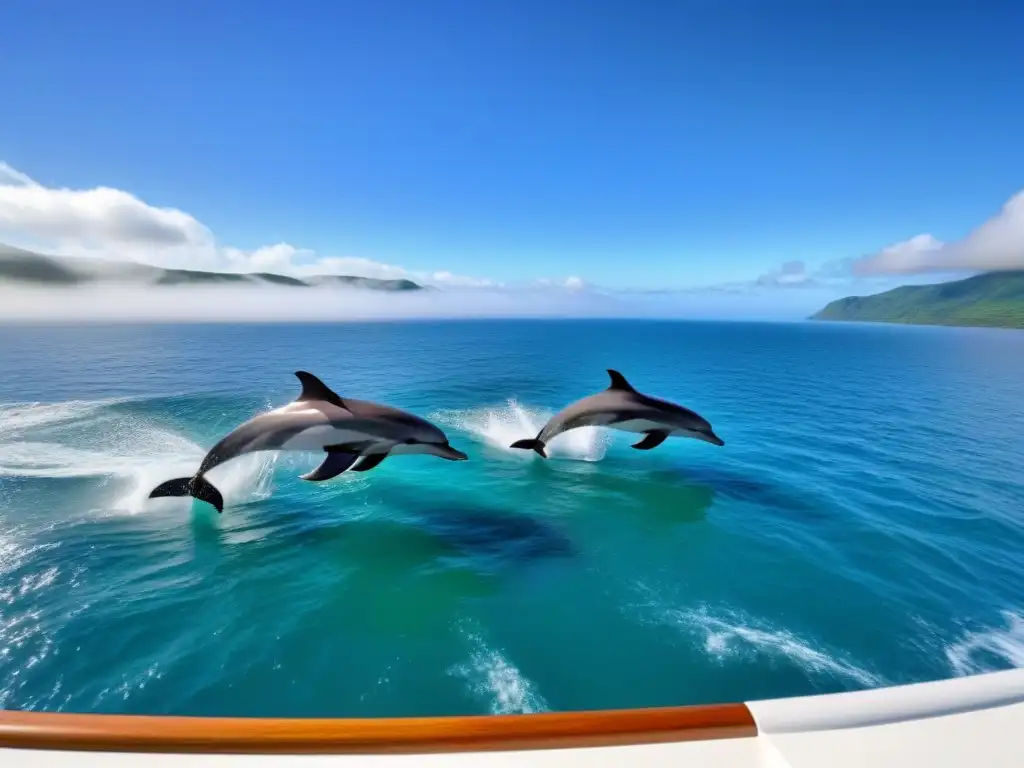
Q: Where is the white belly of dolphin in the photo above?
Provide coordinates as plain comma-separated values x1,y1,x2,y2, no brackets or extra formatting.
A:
280,426,377,451
609,418,672,434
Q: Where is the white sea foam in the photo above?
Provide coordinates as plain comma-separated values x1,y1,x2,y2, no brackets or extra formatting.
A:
632,588,884,688
0,400,278,514
118,449,278,515
437,399,610,462
449,623,548,714
946,612,1024,676
688,608,882,687
0,401,112,436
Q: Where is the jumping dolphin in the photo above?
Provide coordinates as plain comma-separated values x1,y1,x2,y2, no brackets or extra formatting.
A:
509,369,724,458
148,371,468,513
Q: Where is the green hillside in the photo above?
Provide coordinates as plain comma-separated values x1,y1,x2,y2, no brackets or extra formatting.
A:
0,245,423,292
307,274,422,292
0,244,86,284
811,271,1024,329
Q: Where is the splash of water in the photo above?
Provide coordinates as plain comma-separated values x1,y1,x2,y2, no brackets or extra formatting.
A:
436,399,610,462
630,586,884,688
0,401,277,515
0,400,114,436
119,450,278,515
448,622,548,714
946,612,1024,676
683,607,883,688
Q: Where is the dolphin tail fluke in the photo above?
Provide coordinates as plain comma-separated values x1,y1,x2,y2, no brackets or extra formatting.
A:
510,438,548,458
148,476,225,514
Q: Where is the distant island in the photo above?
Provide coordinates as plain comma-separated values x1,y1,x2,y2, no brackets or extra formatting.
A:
0,244,423,292
810,270,1024,330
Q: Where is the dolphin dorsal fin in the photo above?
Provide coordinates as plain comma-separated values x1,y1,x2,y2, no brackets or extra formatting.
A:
606,369,637,392
294,371,348,409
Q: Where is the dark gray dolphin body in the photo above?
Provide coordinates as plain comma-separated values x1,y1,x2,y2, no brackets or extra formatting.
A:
510,369,724,458
148,371,468,512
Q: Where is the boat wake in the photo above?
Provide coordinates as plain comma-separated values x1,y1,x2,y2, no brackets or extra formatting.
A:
435,398,610,462
0,399,277,515
946,611,1024,676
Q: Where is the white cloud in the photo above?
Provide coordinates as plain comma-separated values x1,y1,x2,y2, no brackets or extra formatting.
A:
0,162,38,187
853,189,1024,275
0,284,625,323
0,173,211,249
563,275,586,291
531,275,590,292
754,259,818,288
223,243,316,273
0,280,832,323
678,260,824,295
851,234,944,276
0,162,504,287
428,271,499,288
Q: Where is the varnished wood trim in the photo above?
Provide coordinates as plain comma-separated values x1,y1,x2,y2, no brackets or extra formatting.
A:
0,703,756,754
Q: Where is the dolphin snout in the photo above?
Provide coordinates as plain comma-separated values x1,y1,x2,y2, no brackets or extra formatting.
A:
438,445,469,461
707,431,725,446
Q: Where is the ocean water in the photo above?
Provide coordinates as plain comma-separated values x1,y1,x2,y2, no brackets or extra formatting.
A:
1,319,1023,717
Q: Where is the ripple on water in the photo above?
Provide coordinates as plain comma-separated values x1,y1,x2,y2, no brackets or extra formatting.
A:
1,321,1024,716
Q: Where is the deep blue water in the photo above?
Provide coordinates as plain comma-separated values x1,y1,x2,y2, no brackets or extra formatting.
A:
0,319,1023,717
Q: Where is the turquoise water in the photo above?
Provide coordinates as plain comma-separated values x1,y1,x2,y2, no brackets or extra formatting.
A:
1,319,1023,717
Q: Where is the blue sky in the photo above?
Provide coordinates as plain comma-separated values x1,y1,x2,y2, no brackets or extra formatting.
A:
1,1,1022,317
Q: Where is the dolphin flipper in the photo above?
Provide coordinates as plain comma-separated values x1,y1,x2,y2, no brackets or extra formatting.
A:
632,431,669,450
351,453,389,472
294,371,349,410
300,449,360,481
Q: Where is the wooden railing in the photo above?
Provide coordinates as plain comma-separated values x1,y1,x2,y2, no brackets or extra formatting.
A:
0,703,757,754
